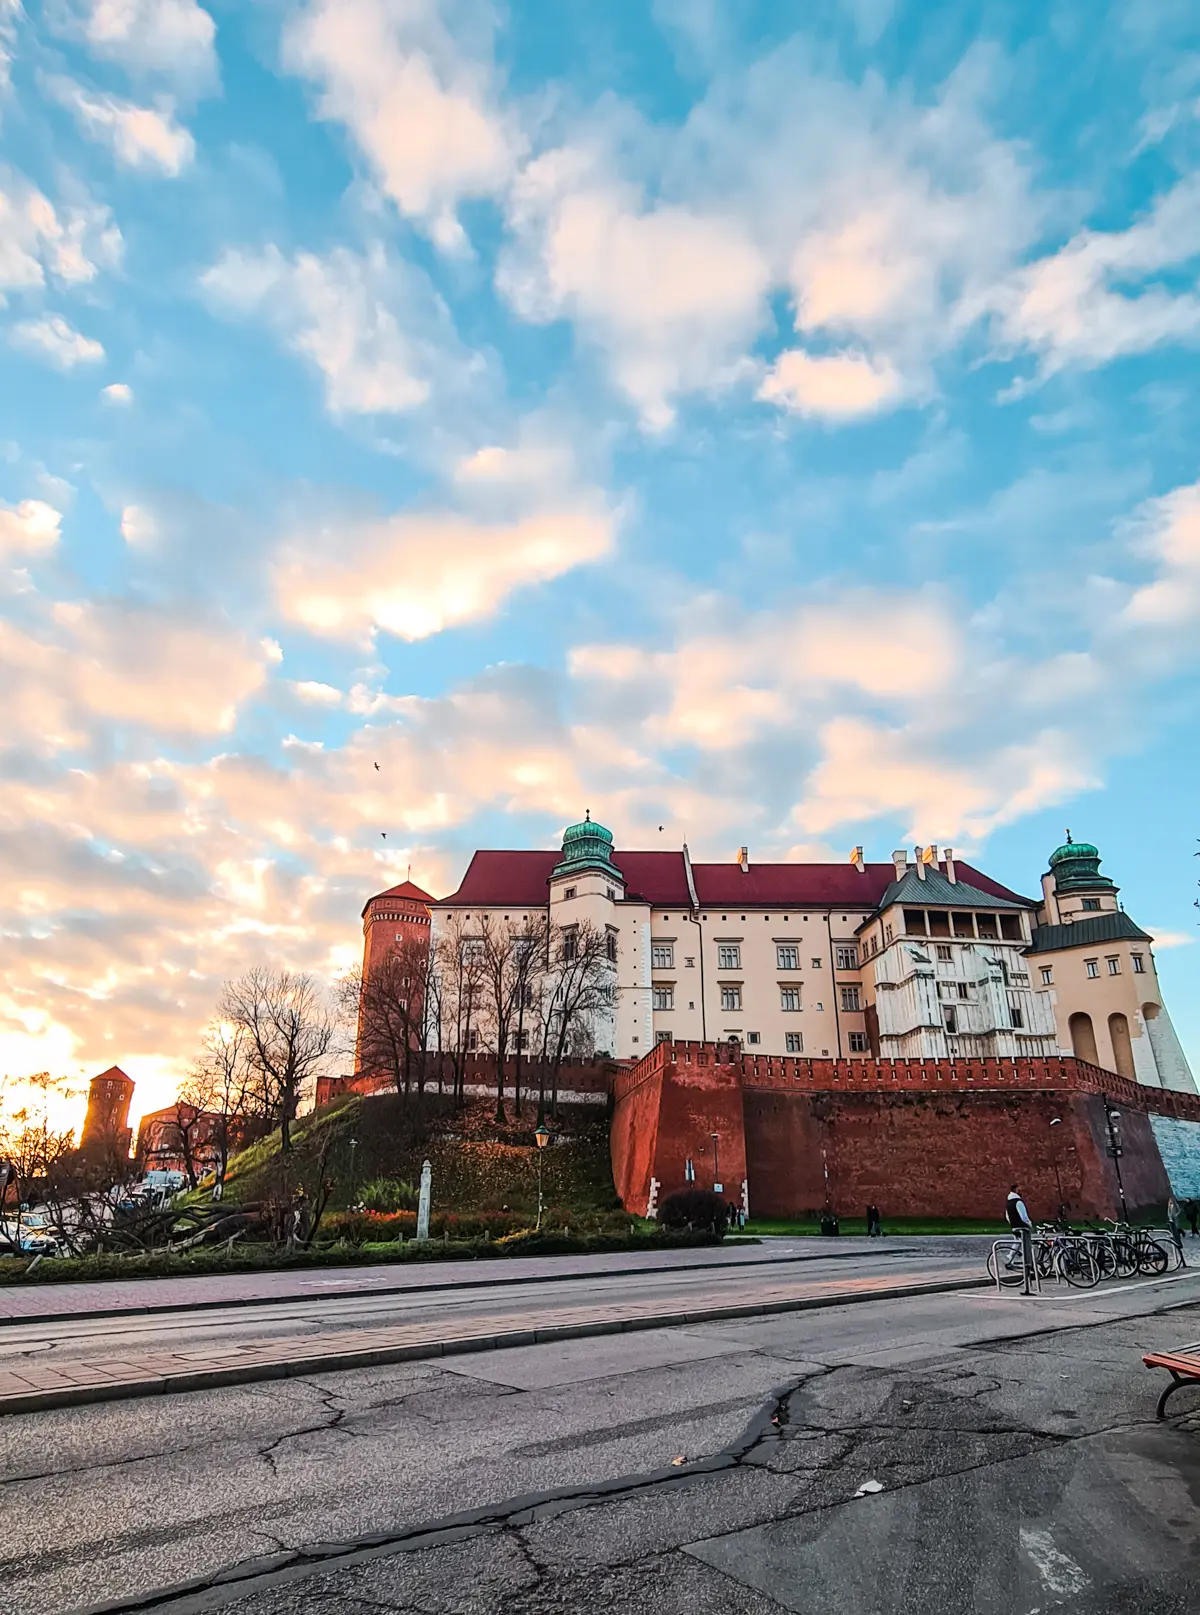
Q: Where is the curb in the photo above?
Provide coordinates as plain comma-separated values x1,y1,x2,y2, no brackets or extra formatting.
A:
0,1245,922,1329
0,1273,986,1417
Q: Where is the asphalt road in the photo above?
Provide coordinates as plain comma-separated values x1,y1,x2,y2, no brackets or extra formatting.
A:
0,1241,987,1370
3,1252,1200,1614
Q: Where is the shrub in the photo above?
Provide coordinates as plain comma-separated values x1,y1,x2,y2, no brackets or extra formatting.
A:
359,1177,417,1213
658,1188,727,1235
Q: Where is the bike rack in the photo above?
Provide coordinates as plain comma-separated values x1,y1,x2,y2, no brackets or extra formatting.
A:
991,1238,1041,1295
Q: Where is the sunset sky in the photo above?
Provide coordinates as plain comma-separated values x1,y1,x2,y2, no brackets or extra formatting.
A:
1,0,1198,1135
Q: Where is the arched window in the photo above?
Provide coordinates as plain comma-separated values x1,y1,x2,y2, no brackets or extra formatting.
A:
1069,1011,1098,1066
1108,1012,1135,1081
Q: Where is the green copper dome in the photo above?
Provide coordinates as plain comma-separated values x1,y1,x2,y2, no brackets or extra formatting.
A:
1047,832,1115,893
552,810,623,883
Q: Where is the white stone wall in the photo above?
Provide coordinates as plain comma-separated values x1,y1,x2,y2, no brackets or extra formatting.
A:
1146,1004,1199,1095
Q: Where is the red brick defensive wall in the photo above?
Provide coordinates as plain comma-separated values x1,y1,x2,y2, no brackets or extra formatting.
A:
611,1040,1200,1221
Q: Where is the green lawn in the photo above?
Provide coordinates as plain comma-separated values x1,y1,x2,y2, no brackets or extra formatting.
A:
744,1217,1009,1237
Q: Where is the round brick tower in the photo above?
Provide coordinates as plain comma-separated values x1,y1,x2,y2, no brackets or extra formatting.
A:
79,1065,135,1161
356,879,435,1075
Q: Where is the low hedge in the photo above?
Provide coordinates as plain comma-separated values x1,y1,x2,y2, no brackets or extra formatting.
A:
0,1225,720,1284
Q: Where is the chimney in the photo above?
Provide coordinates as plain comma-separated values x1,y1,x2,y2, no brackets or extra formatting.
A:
849,845,865,873
892,849,908,879
914,846,927,881
944,847,957,885
737,845,750,873
926,844,938,866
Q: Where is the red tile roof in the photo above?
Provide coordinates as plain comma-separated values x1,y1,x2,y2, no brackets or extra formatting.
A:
436,852,1031,911
365,879,435,906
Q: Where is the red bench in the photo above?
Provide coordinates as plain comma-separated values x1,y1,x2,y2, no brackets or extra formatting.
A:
1143,1347,1200,1418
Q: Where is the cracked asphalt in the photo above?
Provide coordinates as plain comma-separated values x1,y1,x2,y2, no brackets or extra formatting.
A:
4,1267,1200,1614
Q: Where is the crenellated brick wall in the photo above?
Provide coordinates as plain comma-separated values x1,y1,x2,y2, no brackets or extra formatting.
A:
610,1040,1186,1220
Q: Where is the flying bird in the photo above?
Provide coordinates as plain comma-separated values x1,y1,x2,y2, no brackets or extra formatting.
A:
381,832,387,839
374,762,380,770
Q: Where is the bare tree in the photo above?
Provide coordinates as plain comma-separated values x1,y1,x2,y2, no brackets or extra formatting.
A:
343,930,432,1097
477,916,548,1121
219,968,337,1153
436,914,488,1109
537,921,615,1118
186,1022,256,1194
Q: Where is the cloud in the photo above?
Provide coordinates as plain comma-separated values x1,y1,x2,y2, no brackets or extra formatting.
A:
989,175,1200,374
102,380,133,403
0,600,278,749
57,0,218,90
44,76,195,175
1122,478,1200,626
0,167,122,292
200,242,472,415
758,347,904,419
0,498,61,560
500,146,770,427
276,502,615,643
1148,930,1195,949
10,313,105,367
283,0,519,248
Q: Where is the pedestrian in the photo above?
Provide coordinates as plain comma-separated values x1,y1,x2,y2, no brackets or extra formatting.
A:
1167,1193,1184,1259
1187,1199,1199,1238
866,1204,882,1237
1005,1183,1033,1270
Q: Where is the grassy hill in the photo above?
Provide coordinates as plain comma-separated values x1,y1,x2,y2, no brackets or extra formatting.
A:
217,1089,620,1219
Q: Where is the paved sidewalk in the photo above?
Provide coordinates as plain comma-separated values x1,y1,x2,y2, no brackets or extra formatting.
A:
0,1236,945,1325
0,1263,984,1415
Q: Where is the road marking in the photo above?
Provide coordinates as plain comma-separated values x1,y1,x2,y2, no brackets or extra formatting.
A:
1060,1271,1200,1299
1019,1528,1089,1596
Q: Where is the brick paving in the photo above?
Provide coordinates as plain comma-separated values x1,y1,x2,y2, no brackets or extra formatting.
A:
0,1263,983,1415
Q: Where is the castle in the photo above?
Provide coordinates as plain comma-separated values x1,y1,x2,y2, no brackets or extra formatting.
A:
360,822,1194,1095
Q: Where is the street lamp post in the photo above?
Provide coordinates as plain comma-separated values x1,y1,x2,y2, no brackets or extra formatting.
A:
1103,1100,1128,1223
1049,1118,1066,1224
534,1123,550,1232
711,1132,720,1192
348,1137,358,1209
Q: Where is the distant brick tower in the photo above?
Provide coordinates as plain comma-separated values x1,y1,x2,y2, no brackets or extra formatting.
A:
79,1066,134,1161
357,879,435,1073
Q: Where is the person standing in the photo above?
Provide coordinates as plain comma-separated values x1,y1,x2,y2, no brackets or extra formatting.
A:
1187,1199,1199,1239
1005,1184,1033,1270
866,1204,882,1237
1167,1193,1184,1261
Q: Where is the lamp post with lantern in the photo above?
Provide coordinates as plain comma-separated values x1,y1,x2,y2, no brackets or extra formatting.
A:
534,1123,551,1232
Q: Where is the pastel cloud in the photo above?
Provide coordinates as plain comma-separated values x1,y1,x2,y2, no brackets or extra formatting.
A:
44,77,196,175
1122,479,1200,626
283,0,519,249
758,347,903,419
60,0,218,90
500,147,770,427
0,167,122,292
989,176,1200,373
10,314,105,367
0,498,61,559
200,242,468,415
276,503,615,642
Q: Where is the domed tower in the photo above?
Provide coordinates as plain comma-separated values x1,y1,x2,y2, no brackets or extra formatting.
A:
548,812,625,1058
1030,834,1196,1093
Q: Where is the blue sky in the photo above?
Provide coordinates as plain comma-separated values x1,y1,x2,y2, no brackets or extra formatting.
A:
1,0,1198,1125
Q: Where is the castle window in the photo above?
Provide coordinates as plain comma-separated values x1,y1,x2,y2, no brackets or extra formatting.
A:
956,982,970,1000
786,1032,803,1053
718,944,741,970
720,985,741,1011
935,944,953,962
835,945,858,970
562,928,578,962
1040,967,1053,985
652,943,674,970
685,956,695,968
606,931,618,962
1132,953,1145,974
1085,958,1099,979
1010,1004,1024,1029
776,944,798,970
1107,956,1120,975
848,1031,868,1053
943,1006,958,1034
652,986,674,1011
606,887,616,900
656,1030,671,1044
840,986,861,1013
780,987,801,1012
812,957,823,969
884,924,894,943
976,914,998,939
563,886,576,900
1082,898,1100,911
747,1031,760,1045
